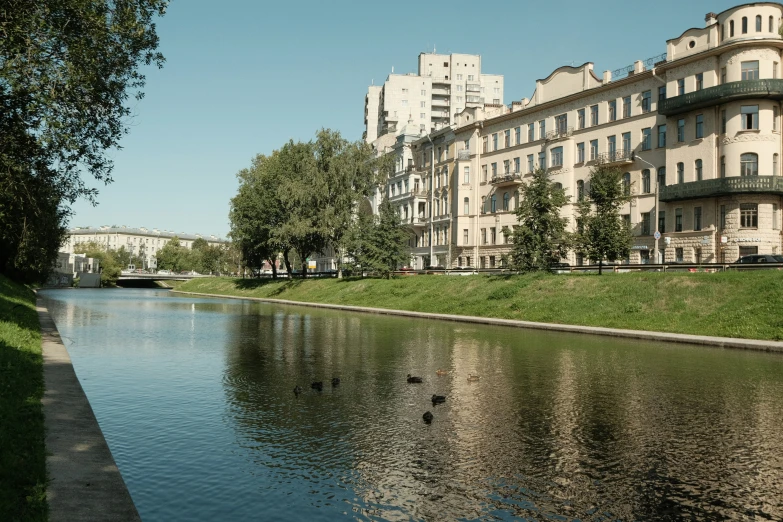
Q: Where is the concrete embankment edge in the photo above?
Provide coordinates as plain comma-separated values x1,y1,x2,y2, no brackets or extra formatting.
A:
37,298,141,522
172,290,783,353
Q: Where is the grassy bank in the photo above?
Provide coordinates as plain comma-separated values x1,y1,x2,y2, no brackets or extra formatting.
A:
174,271,783,341
0,275,47,520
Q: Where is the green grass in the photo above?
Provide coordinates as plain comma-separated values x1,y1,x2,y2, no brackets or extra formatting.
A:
0,274,48,520
175,271,783,341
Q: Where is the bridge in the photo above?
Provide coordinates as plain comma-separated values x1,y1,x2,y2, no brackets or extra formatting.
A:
117,273,206,282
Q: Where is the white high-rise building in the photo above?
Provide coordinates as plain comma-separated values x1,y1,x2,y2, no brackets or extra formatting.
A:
364,53,504,143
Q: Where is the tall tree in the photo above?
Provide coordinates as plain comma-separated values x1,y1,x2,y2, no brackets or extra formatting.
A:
364,198,411,279
503,168,571,272
575,165,632,275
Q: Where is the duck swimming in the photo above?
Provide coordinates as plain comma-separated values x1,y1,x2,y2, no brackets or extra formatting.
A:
431,394,446,404
311,381,323,391
467,374,480,382
293,385,302,395
331,377,340,386
407,374,423,383
422,411,434,423
436,369,449,376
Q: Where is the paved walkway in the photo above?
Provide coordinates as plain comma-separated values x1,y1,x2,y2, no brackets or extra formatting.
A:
37,299,141,521
174,291,783,353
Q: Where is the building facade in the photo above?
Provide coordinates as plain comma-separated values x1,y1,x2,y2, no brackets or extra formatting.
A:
63,226,226,270
364,53,504,143
381,3,783,269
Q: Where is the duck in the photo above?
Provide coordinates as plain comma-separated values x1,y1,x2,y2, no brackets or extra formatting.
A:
436,369,449,376
331,377,340,387
293,385,302,395
311,381,323,391
431,394,446,404
467,374,480,382
422,411,434,423
407,374,423,383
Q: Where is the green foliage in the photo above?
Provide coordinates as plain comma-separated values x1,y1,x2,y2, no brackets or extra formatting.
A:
504,168,571,272
346,198,411,278
72,240,122,285
155,237,189,273
575,166,632,274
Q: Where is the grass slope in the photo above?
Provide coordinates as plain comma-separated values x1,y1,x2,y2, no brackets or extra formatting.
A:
0,274,47,520
175,271,783,341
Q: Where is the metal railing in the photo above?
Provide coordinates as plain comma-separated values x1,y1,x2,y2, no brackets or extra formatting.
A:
596,149,634,164
611,52,667,80
659,175,783,202
545,126,574,141
466,84,481,92
466,95,484,104
659,79,783,116
458,150,471,160
490,172,523,185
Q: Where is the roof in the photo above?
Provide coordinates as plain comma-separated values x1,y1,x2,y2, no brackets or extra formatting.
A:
68,226,227,243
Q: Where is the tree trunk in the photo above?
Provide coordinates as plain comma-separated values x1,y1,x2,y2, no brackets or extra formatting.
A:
302,260,307,279
268,257,277,280
283,249,293,278
598,258,603,275
336,246,343,279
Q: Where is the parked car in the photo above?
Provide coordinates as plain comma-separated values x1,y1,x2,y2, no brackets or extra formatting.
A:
157,269,172,275
734,254,783,264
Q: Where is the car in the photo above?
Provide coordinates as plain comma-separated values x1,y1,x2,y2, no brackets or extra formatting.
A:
734,254,783,264
157,269,172,275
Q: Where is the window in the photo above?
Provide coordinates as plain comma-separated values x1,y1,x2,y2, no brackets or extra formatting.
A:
490,228,496,244
757,14,762,32
721,67,727,84
642,128,652,150
590,140,598,160
463,229,469,245
658,124,666,147
463,198,470,215
721,156,726,177
491,195,497,213
720,205,726,229
514,157,520,173
538,151,546,169
771,15,775,33
721,110,726,133
539,120,546,139
623,172,631,195
741,105,759,129
482,136,488,152
730,20,734,37
642,169,651,194
642,212,651,236
528,123,535,142
675,248,684,263
491,162,498,178
481,228,486,244
504,130,510,148
555,113,568,135
641,90,651,113
659,210,666,233
577,108,585,129
741,61,759,80
677,118,685,142
775,153,779,175
658,85,666,101
696,73,703,90
515,127,521,145
677,162,684,184
463,166,470,184
740,203,758,228
675,208,683,231
551,146,563,167
456,74,463,81
482,164,488,182
590,105,598,126
503,160,509,174
695,114,704,138
695,159,703,181
622,132,631,152
527,154,534,173
489,255,496,267
609,100,617,121
623,96,631,118
677,79,685,96
456,85,463,92
694,207,702,231
775,106,779,132
577,180,585,201
742,16,748,34
577,142,585,163
492,133,498,150
740,153,758,176
608,135,616,155
503,192,510,211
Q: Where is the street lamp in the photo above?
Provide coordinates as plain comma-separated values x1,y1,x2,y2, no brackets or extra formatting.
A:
635,154,661,264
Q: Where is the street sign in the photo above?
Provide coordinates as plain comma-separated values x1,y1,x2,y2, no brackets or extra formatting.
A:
653,231,661,240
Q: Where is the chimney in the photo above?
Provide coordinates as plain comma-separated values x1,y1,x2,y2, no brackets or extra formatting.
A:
705,12,717,27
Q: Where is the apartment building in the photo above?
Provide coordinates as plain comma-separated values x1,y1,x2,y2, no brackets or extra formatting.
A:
364,53,504,143
63,226,226,270
386,3,783,269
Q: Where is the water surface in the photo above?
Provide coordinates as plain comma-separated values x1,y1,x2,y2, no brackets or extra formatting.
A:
40,288,783,521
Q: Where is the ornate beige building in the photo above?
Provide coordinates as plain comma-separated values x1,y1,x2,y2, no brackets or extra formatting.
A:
380,2,783,269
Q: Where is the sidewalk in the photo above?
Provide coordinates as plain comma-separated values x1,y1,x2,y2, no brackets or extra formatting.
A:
37,299,141,521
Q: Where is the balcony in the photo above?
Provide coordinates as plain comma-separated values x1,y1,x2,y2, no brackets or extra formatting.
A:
410,217,427,226
410,188,429,198
466,95,484,104
431,110,449,119
659,175,783,202
596,149,634,165
466,84,481,92
490,172,523,186
431,98,450,107
458,150,471,160
659,79,783,116
432,87,450,96
545,126,574,142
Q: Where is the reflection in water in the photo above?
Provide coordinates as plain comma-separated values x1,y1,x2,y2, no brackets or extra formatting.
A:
40,289,783,521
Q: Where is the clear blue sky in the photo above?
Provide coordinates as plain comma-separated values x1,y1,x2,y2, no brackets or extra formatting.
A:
69,0,744,238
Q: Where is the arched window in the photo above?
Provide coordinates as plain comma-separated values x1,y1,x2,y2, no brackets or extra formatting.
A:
742,16,748,34
503,192,510,211
756,15,762,32
730,20,735,36
491,194,497,213
642,169,651,194
443,194,448,213
677,162,684,184
622,172,631,195
554,182,563,190
657,167,666,187
577,180,585,201
695,159,703,181
721,23,725,41
463,197,469,215
770,15,775,33
775,153,779,175
740,153,759,176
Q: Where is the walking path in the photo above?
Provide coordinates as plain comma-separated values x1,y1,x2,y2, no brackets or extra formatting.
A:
173,290,783,353
37,299,141,521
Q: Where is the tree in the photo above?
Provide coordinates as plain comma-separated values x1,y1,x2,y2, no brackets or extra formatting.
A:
503,168,571,272
363,198,412,279
156,237,189,273
71,240,121,286
575,165,632,275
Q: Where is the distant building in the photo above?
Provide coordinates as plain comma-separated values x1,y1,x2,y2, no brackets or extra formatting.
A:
63,226,227,270
49,252,100,287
